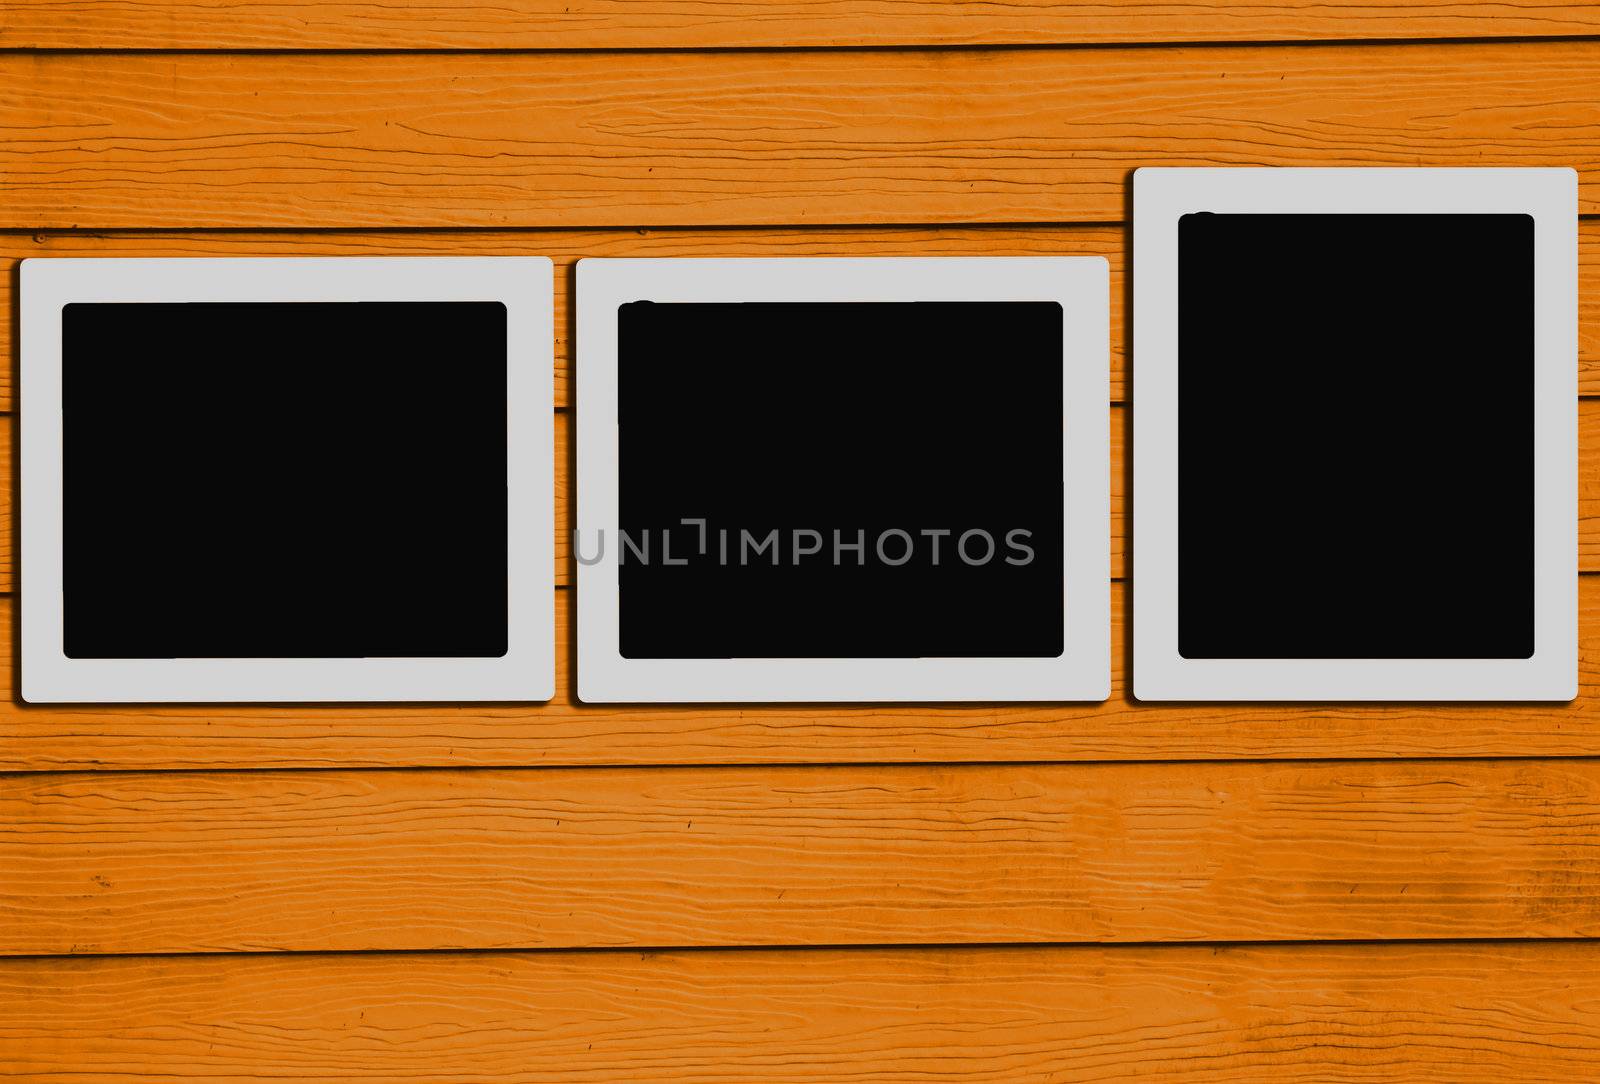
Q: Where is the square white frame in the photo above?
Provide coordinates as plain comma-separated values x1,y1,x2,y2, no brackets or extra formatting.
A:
1133,167,1578,702
576,256,1110,703
21,256,556,703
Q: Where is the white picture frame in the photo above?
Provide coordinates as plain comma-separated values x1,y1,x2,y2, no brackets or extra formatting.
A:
21,256,556,703
1132,167,1577,702
576,256,1110,703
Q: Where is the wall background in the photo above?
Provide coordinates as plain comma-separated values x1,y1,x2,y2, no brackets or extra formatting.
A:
3,4,1600,1078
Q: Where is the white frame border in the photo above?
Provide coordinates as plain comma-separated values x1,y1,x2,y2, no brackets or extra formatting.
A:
1132,167,1578,701
576,256,1110,703
21,256,556,703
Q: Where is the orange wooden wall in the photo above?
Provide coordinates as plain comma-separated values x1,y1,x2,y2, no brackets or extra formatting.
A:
4,4,1600,1079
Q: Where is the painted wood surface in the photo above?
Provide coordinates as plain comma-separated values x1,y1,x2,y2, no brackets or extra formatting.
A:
5,44,1600,230
9,0,1600,51
5,394,1600,599
5,12,1598,1081
0,390,1595,772
6,943,1600,1082
8,758,1600,954
5,578,1600,771
7,221,1600,408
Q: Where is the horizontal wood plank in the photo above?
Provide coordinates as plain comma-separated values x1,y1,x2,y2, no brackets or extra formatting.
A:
9,0,1600,51
6,576,1600,770
5,942,1600,1081
6,758,1600,953
0,398,1593,770
0,405,1098,586
11,220,1600,407
2,226,1131,408
3,44,1598,229
10,393,1600,591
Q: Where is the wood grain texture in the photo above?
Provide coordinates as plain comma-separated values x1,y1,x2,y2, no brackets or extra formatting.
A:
2,238,1598,592
0,12,1594,1079
5,942,1600,1082
1,226,1128,408
6,577,1600,771
3,388,1600,604
0,395,1590,601
9,0,1600,51
7,758,1600,954
10,220,1600,407
5,393,1600,594
4,44,1598,229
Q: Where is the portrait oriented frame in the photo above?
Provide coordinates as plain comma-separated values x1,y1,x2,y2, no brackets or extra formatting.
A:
576,256,1110,703
1132,167,1578,702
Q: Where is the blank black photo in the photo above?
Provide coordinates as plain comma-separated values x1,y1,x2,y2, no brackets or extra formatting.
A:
617,301,1064,659
1178,213,1533,660
63,301,509,659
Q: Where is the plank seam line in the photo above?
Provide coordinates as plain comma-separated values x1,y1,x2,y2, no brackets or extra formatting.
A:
7,402,1600,414
4,33,1600,58
5,936,1600,964
10,752,1600,780
6,402,1600,412
1,224,1121,236
3,216,1598,238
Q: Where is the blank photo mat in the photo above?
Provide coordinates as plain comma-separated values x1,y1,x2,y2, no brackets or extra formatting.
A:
618,299,1064,660
1177,212,1533,661
64,300,510,660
